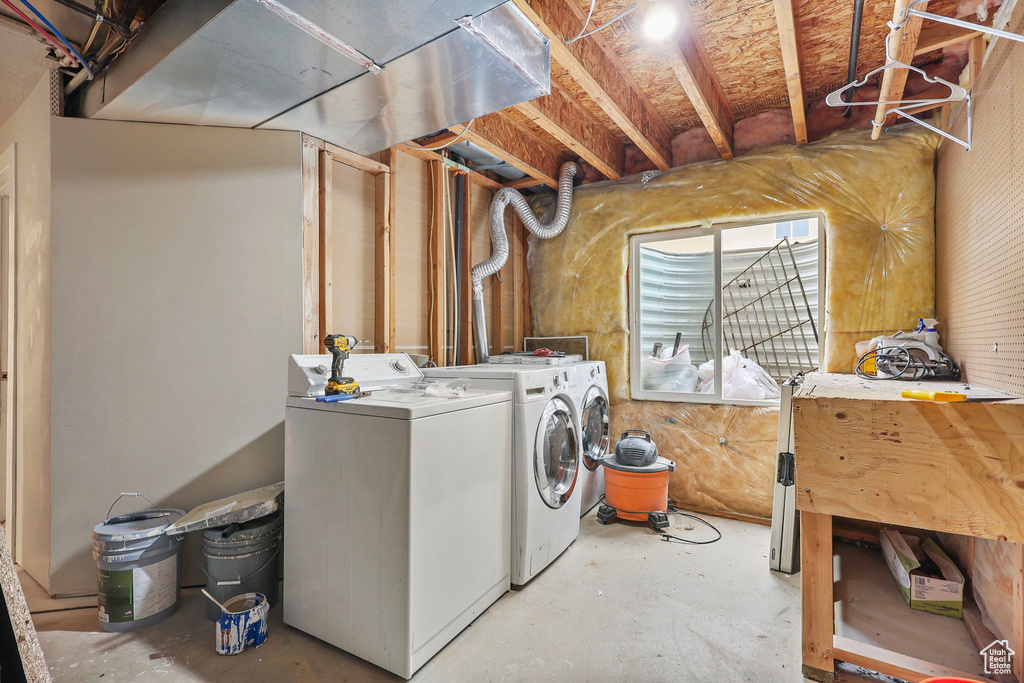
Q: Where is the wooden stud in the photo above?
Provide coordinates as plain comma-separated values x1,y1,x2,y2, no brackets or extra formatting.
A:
635,0,734,158
968,34,984,89
492,208,506,356
514,79,625,179
872,0,929,140
801,511,834,681
428,161,447,365
450,114,567,189
915,22,984,55
300,135,321,355
521,220,532,343
398,142,505,191
374,148,397,353
458,179,474,365
511,0,673,170
772,0,809,144
318,149,333,351
323,141,390,175
511,214,525,353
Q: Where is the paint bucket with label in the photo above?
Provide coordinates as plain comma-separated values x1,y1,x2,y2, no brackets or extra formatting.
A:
215,592,269,655
199,511,282,621
92,494,184,633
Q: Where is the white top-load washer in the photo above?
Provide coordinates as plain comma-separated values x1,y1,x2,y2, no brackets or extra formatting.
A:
284,354,512,679
423,362,584,585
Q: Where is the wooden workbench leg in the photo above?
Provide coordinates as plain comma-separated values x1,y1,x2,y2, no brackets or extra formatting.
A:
802,511,835,683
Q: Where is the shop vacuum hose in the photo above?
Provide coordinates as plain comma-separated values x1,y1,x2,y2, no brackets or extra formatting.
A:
472,162,578,363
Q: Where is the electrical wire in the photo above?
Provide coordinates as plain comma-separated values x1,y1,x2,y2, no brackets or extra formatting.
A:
567,5,639,44
404,120,476,151
855,346,960,381
661,504,723,545
0,0,81,68
81,0,109,56
15,0,95,77
566,0,596,44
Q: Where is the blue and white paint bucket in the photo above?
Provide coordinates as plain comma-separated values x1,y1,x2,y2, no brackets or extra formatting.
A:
215,592,269,655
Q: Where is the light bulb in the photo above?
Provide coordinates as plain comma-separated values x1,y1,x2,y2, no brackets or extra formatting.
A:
643,1,679,41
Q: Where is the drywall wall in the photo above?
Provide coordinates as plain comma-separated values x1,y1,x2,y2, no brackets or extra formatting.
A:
0,75,51,590
532,127,939,517
47,118,303,595
935,4,1024,644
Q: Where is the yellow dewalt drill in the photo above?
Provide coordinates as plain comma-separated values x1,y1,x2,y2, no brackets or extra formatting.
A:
323,334,359,396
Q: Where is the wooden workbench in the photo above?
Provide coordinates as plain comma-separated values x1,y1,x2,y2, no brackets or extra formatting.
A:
793,372,1024,683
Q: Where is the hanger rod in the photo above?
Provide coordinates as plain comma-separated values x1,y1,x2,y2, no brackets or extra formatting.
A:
906,8,1024,45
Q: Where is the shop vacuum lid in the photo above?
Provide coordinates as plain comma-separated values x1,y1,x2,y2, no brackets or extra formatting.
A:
603,430,676,473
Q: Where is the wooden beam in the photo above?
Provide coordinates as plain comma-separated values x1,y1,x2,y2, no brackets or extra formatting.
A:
397,142,504,191
512,0,673,170
374,148,396,353
801,512,834,680
514,79,625,179
300,135,321,354
323,141,390,175
1014,543,1024,683
504,177,546,190
636,0,734,158
772,0,809,144
428,161,446,364
318,149,333,350
458,179,474,365
832,636,990,682
451,113,566,189
872,0,929,139
968,34,984,89
915,22,983,55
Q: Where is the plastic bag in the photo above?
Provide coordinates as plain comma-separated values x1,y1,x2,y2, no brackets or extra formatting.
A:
387,378,470,397
641,345,699,392
699,350,781,400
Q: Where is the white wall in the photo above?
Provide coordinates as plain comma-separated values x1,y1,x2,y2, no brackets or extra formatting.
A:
47,118,303,595
0,75,52,589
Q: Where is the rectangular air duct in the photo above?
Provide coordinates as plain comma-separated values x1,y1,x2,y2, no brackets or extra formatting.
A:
80,1,549,154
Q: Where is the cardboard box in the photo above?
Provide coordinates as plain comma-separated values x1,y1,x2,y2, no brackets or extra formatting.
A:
879,529,965,619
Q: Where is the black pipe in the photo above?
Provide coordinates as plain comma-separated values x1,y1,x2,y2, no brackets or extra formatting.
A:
49,0,131,37
842,0,865,118
452,153,466,364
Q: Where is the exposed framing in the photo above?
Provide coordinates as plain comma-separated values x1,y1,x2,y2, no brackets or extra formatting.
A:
375,149,397,353
772,0,809,144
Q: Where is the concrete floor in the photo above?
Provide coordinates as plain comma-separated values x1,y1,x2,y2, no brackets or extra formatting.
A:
32,511,807,682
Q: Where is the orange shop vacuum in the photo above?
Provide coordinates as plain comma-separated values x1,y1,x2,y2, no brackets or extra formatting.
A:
597,430,676,531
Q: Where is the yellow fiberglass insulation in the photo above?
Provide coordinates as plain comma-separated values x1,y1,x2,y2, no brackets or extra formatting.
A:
529,127,939,517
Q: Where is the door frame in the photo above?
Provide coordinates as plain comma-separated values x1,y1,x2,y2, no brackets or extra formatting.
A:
0,144,17,556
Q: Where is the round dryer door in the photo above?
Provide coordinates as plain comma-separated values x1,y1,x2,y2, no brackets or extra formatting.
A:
580,386,610,471
534,397,579,509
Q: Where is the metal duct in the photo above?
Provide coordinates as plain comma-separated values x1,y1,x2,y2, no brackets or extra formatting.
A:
79,0,550,156
473,162,577,363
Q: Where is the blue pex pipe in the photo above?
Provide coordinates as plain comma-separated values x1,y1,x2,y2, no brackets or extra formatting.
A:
18,0,95,77
315,394,359,403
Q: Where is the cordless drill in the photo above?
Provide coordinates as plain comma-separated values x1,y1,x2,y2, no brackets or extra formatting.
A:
323,334,359,396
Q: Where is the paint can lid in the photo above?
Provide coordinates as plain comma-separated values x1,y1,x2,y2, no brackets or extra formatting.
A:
92,509,185,542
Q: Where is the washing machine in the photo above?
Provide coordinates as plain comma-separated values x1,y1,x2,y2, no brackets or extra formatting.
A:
284,353,512,679
424,362,582,585
571,361,610,515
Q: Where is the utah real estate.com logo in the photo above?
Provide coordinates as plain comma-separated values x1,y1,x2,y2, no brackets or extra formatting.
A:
982,639,1015,676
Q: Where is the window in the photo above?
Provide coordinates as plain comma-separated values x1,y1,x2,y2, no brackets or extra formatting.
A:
629,216,822,405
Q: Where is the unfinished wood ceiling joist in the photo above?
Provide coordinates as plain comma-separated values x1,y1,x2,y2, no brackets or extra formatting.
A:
514,79,625,179
512,0,673,169
915,21,985,55
398,141,505,191
772,0,808,144
873,0,930,138
635,0,734,158
451,113,567,189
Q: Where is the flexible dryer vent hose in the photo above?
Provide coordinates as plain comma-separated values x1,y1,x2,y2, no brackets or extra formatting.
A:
472,162,578,363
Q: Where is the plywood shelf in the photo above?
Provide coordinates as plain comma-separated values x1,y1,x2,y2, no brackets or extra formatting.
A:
834,541,989,678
